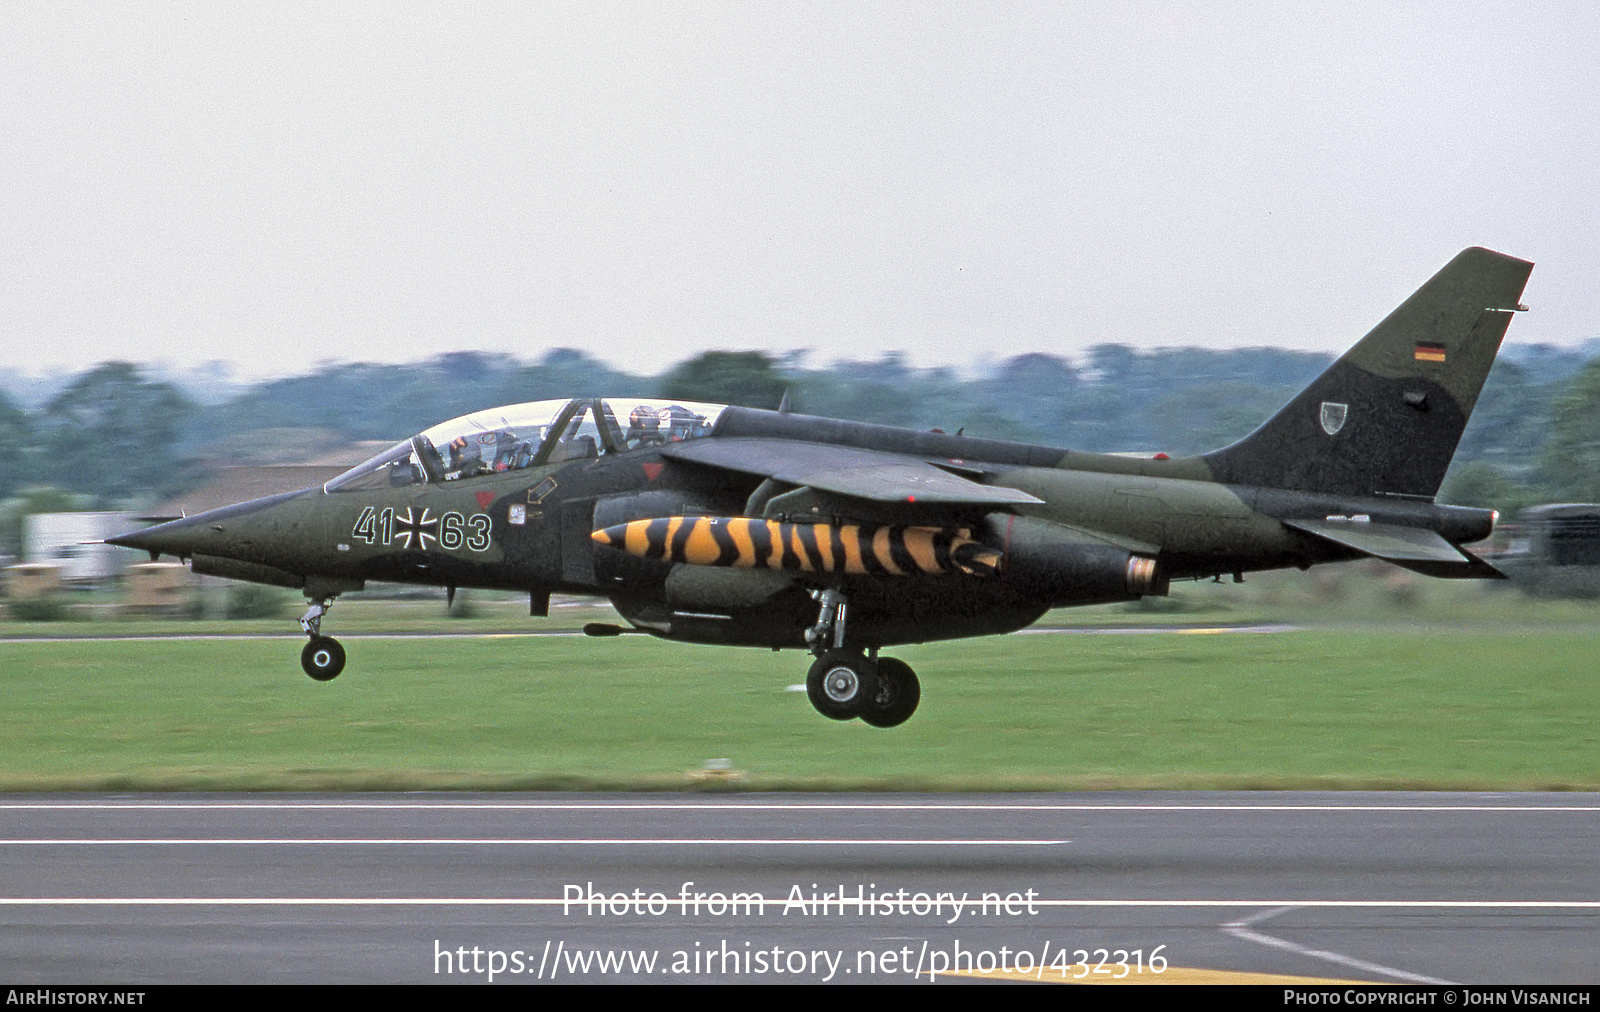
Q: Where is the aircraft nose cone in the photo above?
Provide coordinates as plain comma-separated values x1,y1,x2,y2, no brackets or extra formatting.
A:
103,487,313,563
104,529,151,551
105,514,213,561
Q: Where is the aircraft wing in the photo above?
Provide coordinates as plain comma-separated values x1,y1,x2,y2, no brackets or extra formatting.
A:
658,438,1043,506
1283,519,1506,579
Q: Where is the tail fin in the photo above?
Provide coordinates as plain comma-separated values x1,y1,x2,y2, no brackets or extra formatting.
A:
1203,247,1533,499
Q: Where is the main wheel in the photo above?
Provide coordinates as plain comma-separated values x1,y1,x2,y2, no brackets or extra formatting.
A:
806,652,879,720
860,657,921,728
301,636,346,681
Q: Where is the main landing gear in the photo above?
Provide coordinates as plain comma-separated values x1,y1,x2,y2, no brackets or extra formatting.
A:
299,596,345,681
803,589,921,728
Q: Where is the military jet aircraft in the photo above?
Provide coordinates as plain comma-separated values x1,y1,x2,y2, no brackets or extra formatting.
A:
109,247,1532,727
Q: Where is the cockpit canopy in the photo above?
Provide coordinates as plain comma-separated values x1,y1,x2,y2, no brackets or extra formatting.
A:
325,398,727,493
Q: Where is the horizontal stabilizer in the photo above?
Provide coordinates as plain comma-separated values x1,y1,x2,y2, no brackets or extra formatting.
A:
1285,519,1467,562
1385,550,1507,580
660,438,1043,506
1283,519,1506,579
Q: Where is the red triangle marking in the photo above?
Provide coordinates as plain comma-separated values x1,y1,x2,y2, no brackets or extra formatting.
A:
474,491,495,510
642,462,663,482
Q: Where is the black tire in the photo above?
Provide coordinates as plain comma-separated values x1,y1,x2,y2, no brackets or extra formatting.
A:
301,636,346,681
806,652,879,720
860,656,921,728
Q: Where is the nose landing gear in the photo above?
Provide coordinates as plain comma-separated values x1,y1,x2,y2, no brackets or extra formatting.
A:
298,597,345,681
301,636,346,681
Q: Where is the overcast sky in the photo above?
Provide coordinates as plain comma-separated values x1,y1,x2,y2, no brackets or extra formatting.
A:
1,2,1595,382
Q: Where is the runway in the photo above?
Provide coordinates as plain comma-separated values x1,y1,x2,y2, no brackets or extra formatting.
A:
1,793,1595,984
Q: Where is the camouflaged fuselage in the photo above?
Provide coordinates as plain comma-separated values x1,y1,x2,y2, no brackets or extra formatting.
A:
112,248,1531,651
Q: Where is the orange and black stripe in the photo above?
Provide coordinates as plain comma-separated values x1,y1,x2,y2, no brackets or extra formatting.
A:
592,517,1002,577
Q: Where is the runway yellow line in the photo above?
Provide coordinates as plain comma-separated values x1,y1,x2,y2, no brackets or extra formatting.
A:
942,965,1374,985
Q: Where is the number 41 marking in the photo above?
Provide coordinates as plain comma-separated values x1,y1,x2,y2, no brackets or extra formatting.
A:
351,506,489,551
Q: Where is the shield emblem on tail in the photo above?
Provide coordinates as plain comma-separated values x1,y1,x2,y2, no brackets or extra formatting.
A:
1320,402,1348,436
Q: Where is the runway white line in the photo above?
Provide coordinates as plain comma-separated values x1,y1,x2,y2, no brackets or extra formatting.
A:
1222,905,1454,986
0,837,1068,846
0,898,1595,908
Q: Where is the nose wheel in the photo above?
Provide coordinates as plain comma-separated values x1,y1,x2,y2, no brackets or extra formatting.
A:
301,636,346,681
298,596,345,681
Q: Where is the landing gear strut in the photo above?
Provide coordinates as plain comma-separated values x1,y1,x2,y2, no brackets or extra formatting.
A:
802,589,921,727
299,597,345,681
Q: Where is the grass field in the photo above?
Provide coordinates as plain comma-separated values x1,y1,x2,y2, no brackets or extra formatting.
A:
2,579,1596,791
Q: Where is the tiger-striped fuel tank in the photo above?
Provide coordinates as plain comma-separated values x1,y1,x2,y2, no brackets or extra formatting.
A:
591,517,1002,577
